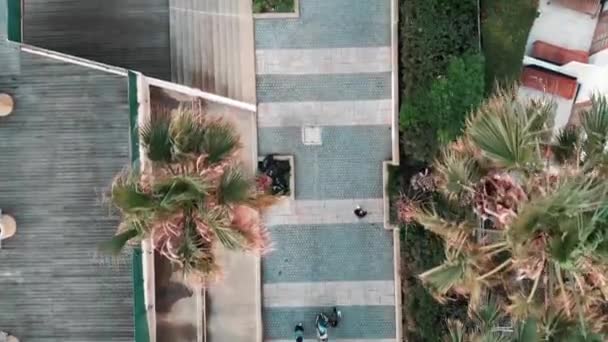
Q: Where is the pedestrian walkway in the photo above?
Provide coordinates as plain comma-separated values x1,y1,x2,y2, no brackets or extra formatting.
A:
254,0,397,340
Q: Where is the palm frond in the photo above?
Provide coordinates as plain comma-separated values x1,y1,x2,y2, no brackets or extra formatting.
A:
581,95,608,158
445,320,466,342
213,225,248,250
111,172,157,213
474,298,504,332
435,149,480,199
419,259,468,294
510,176,607,244
154,176,208,209
524,98,555,141
513,318,538,342
413,208,476,241
201,121,240,164
465,91,550,169
552,126,580,164
467,108,538,169
170,108,206,156
219,167,251,204
98,228,139,255
506,294,542,323
140,119,173,163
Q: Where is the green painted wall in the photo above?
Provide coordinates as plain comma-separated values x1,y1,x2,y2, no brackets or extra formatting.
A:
7,0,21,42
128,71,150,342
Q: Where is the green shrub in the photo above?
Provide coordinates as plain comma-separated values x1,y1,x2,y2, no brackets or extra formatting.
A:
481,0,538,88
400,0,479,98
400,53,485,162
401,224,468,341
253,0,295,13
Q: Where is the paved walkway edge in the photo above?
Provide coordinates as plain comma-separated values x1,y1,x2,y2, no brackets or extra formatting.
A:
392,229,403,342
389,0,403,340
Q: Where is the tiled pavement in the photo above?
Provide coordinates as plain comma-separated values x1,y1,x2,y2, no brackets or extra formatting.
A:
255,0,396,341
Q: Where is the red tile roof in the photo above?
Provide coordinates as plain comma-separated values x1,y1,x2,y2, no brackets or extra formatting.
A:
555,0,601,15
532,41,589,65
521,66,578,99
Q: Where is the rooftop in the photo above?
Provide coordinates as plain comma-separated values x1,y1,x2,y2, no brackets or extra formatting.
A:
0,39,134,341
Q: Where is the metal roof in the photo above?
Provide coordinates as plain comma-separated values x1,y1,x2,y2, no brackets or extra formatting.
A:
22,0,171,80
0,39,134,341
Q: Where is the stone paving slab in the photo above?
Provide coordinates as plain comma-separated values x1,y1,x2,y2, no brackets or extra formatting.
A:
264,199,383,226
257,100,392,127
256,47,391,75
263,223,394,283
263,306,396,340
263,281,395,307
255,0,390,49
256,73,391,103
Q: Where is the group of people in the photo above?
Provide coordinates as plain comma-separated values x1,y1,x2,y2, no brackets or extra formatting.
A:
290,205,364,341
294,307,342,342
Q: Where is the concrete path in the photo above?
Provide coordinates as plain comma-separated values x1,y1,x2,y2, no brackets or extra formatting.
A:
254,1,397,341
206,249,261,342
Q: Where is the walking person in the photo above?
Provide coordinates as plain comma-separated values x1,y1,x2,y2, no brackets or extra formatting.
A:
328,307,342,328
294,322,304,342
316,312,329,341
354,205,367,218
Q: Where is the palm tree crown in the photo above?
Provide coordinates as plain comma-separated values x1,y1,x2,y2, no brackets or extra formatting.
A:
407,90,608,334
102,107,275,282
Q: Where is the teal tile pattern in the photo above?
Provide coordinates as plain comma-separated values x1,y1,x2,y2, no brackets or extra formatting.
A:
257,73,391,103
255,0,390,49
256,0,396,340
263,306,396,340
263,223,394,283
258,126,392,200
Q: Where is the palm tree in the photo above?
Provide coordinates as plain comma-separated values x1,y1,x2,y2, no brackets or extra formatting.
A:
445,302,606,342
408,89,608,334
101,107,276,282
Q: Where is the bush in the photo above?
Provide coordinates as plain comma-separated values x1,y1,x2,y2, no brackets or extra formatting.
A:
400,53,485,162
400,0,479,98
481,0,538,88
252,0,295,13
401,224,468,341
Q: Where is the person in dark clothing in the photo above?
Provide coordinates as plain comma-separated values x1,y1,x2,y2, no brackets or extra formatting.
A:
328,307,342,327
354,205,368,218
294,322,304,342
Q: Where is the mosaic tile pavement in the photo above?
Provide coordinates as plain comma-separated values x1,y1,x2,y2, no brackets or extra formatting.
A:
255,0,397,340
